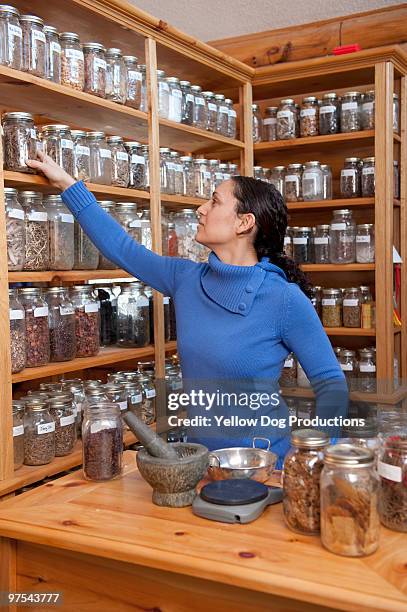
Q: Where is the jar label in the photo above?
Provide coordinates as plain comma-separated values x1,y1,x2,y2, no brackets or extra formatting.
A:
362,167,375,175
378,459,402,482
356,235,370,243
362,102,374,111
300,107,316,117
60,306,75,315
208,102,217,112
84,303,99,313
37,422,55,434
293,237,308,245
10,309,24,320
129,219,141,228
314,237,329,245
303,171,318,181
28,211,47,222
131,154,145,165
263,117,277,125
277,110,293,118
128,69,142,81
159,82,169,92
61,213,74,224
223,173,231,181
320,105,336,114
175,164,183,173
100,149,112,159
219,106,229,114
342,101,358,110
61,138,74,150
285,175,300,183
172,89,182,98
343,299,359,307
145,388,156,399
50,41,61,55
322,298,336,306
191,223,198,231
195,97,205,105
60,415,75,427
203,171,211,181
359,364,376,373
34,306,49,318
13,424,24,437
32,29,46,44
229,109,237,118
8,208,24,220
76,145,90,156
90,421,117,434
116,151,129,161
137,297,149,307
330,222,347,230
184,93,194,103
166,162,175,171
65,48,84,61
8,24,22,39
30,128,37,139
130,394,142,404
340,363,353,371
341,169,356,178
284,358,293,368
163,297,170,304
215,172,223,180
118,401,127,411
284,236,291,245
94,57,107,71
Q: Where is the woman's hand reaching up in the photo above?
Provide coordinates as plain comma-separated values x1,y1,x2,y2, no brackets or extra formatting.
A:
26,150,76,192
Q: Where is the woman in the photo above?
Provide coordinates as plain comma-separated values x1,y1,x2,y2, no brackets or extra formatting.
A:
27,152,348,461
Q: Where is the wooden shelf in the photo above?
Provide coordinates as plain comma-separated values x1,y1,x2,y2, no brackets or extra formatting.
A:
281,386,407,405
8,269,134,283
300,263,375,272
159,117,245,155
287,197,375,211
324,327,376,337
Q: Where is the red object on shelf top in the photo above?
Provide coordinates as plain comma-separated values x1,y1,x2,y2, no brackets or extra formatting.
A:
333,44,361,55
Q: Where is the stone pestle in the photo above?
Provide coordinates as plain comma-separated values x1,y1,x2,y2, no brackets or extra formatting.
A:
123,411,179,460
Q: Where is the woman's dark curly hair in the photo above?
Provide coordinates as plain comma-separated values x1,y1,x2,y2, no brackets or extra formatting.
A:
232,175,312,297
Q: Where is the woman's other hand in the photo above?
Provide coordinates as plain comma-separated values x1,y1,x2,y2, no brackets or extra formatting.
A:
26,150,76,192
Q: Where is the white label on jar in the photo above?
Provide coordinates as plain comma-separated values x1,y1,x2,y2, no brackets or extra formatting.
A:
378,460,402,482
314,237,329,245
76,402,82,413
359,364,376,373
61,138,74,150
191,223,198,231
100,149,112,159
28,211,47,222
37,422,55,434
229,109,237,118
90,421,117,434
116,151,129,161
60,415,75,427
208,102,217,112
340,363,353,371
60,306,74,315
146,388,156,399
342,102,358,110
159,82,169,92
284,358,293,368
322,299,336,306
303,171,318,182
172,89,182,98
320,105,336,114
215,172,223,180
32,30,46,43
13,424,24,437
186,93,195,103
263,117,277,125
356,235,370,243
10,309,24,320
195,97,205,105
163,297,170,304
341,169,356,178
293,237,307,245
343,299,359,307
130,394,142,405
34,306,48,317
137,297,149,307
61,213,74,224
362,102,374,111
128,70,141,81
284,236,291,245
94,57,106,71
50,41,61,55
330,223,347,231
65,48,84,61
300,108,316,117
76,145,90,157
129,219,141,228
84,303,99,313
131,154,145,165
219,106,228,114
277,110,293,119
30,128,37,139
285,174,299,183
8,208,24,220
118,401,127,411
8,24,22,39
166,162,175,171
203,171,211,180
362,167,375,175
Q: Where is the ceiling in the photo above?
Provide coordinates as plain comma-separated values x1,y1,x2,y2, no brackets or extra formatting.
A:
129,0,404,42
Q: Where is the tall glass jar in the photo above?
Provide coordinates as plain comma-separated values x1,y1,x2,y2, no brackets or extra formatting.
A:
74,218,99,270
283,429,330,534
97,201,119,269
313,224,330,264
116,202,141,243
60,32,84,91
225,98,237,139
170,151,184,195
300,96,319,137
106,136,129,187
319,92,340,135
263,106,277,141
192,85,206,129
393,93,399,133
139,64,147,112
82,403,123,481
105,48,125,104
71,130,90,182
82,42,106,98
215,94,229,136
44,194,74,270
284,164,303,202
12,401,24,469
70,285,100,357
269,166,285,196
204,92,217,132
174,208,200,260
3,111,37,173
48,395,76,456
322,288,342,327
180,155,195,197
125,141,146,190
19,190,49,271
361,90,375,130
342,287,361,328
339,349,357,390
302,161,324,201
42,124,74,175
356,224,375,263
277,98,296,140
5,187,25,271
253,166,265,182
252,103,262,143
321,164,332,200
117,282,150,347
378,431,407,532
167,77,182,123
139,208,152,250
194,158,212,199
96,285,118,346
279,353,297,388
360,285,375,330
180,80,194,126
157,70,169,118
361,157,375,197
141,144,149,190
341,91,362,133
61,379,85,436
20,14,46,77
9,288,26,374
310,285,322,317
104,383,128,416
19,287,50,367
124,55,142,109
159,147,171,194
0,5,22,70
143,285,154,341
45,287,76,362
291,227,312,263
329,208,356,263
44,25,61,83
321,444,379,556
122,380,143,420
87,131,112,185
340,157,361,198
358,348,376,393
23,398,55,466
137,373,157,425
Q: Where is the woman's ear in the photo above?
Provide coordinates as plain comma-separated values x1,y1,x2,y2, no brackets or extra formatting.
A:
236,212,256,235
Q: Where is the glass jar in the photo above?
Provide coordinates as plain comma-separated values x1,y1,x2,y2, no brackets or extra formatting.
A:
263,106,277,141
82,403,123,481
269,165,285,196
277,98,296,140
313,224,330,264
228,162,239,177
139,208,152,250
105,47,125,103
361,90,375,130
163,296,172,341
215,94,229,136
356,224,375,264
20,14,46,77
394,160,400,199
279,353,297,388
321,164,332,200
139,64,147,112
69,130,90,182
170,151,184,195
159,147,172,194
180,156,194,197
321,444,379,556
283,429,330,534
341,91,362,133
204,91,217,132
123,55,142,109
340,157,361,198
74,218,99,270
5,187,25,271
284,164,303,202
322,288,342,327
45,287,76,362
121,380,143,420
300,96,319,137
319,92,340,135
117,282,150,347
167,77,182,123
361,157,375,197
42,124,74,175
0,5,22,70
360,286,374,330
310,285,322,317
9,288,26,374
251,103,262,143
12,401,24,470
165,221,178,257
96,286,118,346
104,383,128,416
125,141,146,190
225,98,237,139
137,374,157,425
87,131,112,185
358,348,376,393
342,287,361,328
174,208,200,260
302,161,324,201
18,287,49,368
44,25,61,83
60,32,84,91
180,80,194,126
253,166,265,182
157,70,169,118
292,227,312,264
194,158,212,199
142,284,154,341
339,349,357,390
283,232,292,259
3,111,37,173
141,144,150,190
61,379,85,436
97,201,119,269
329,208,356,264
44,194,74,270
19,190,49,271
192,85,206,129
116,202,141,243
48,395,76,456
393,93,399,133
106,135,129,187
23,398,55,466
378,432,407,532
82,42,106,98
70,285,100,357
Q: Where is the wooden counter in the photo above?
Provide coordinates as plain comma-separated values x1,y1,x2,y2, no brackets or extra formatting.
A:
0,451,406,612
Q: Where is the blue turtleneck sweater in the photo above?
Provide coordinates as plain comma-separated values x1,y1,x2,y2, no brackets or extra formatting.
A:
62,181,348,460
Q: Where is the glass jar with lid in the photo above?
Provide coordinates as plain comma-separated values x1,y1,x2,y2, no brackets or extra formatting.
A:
393,93,399,133
42,124,74,175
70,285,100,357
45,287,76,362
302,161,324,201
106,135,129,187
139,208,152,250
74,217,99,270
165,221,178,257
210,160,222,191
192,85,206,129
82,42,106,98
138,64,147,112
225,98,237,139
125,141,146,190
277,99,296,140
253,166,265,182
60,32,84,90
180,156,195,197
342,287,361,328
5,187,25,271
394,160,400,199
321,164,332,200
97,201,119,269
219,162,231,183
319,92,340,135
20,14,46,77
269,165,285,196
279,353,297,388
341,91,362,132
310,285,322,317
122,380,143,421
174,208,200,260
361,157,375,197
180,80,194,126
339,349,357,390
105,47,125,103
157,70,169,118
170,151,184,195
61,379,85,436
19,191,49,271
228,162,239,177
9,288,26,374
70,130,90,182
313,225,330,264
378,430,407,532
300,96,319,137
356,224,375,263
141,144,149,190
124,55,142,109
23,398,55,466
283,230,293,259
82,403,123,481
44,194,74,270
215,94,229,136
361,90,375,130
292,227,312,263
142,284,153,341
96,286,118,346
116,202,141,243
263,106,277,141
204,92,218,132
167,77,182,123
358,348,376,393
87,131,112,185
44,25,61,83
194,158,212,199
137,374,156,425
12,401,24,469
251,103,262,143
0,5,22,70
284,164,303,202
322,288,342,327
3,111,37,173
321,444,379,556
117,282,150,347
283,429,330,534
19,287,50,367
360,285,375,329
48,395,76,456
103,383,128,415
340,157,361,198
159,147,172,194
329,208,356,263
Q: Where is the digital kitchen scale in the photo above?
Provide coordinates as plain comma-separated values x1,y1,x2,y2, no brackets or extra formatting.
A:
192,479,283,524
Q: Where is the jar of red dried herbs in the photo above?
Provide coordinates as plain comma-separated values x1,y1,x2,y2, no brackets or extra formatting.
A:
378,431,407,532
70,285,100,358
18,287,50,367
9,288,26,374
82,402,123,482
45,287,76,362
12,400,25,470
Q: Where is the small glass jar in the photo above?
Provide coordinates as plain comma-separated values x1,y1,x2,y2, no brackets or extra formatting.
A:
45,287,76,362
106,135,129,187
277,98,296,140
283,429,330,534
117,283,150,347
180,156,194,197
341,91,362,133
321,164,332,200
300,96,319,137
96,286,118,346
165,221,178,257
105,47,125,104
292,227,312,263
97,201,119,269
44,194,74,270
74,218,99,270
310,285,322,317
124,55,142,109
141,208,151,251
263,106,277,141
319,92,340,135
169,151,183,195
356,224,375,264
23,398,55,466
358,348,376,393
360,286,375,329
5,187,25,271
125,141,146,190
361,90,375,130
116,202,141,243
251,103,262,143
394,160,400,199
44,25,61,83
253,166,265,182
283,232,292,258
18,288,50,367
194,158,212,199
12,401,25,470
159,147,172,194
143,285,154,341
280,353,297,388
269,165,285,196
204,91,218,132
302,161,324,201
284,164,303,202
137,374,157,425
340,157,361,199
121,380,143,420
60,32,84,91
19,190,49,271
329,208,356,264
361,157,375,197
48,395,76,456
42,124,74,175
393,93,399,133
3,111,37,173
0,4,22,70
180,80,194,126
167,77,182,123
339,349,357,390
215,94,229,136
141,144,150,190
82,403,123,481
70,285,100,357
82,42,106,98
20,14,46,77
9,288,26,374
157,70,169,118
192,85,206,129
378,431,407,532
313,225,330,264
322,288,342,327
342,287,361,328
225,98,237,139
70,129,90,183
321,444,379,556
87,131,112,185
174,208,200,260
61,379,85,436
138,64,147,112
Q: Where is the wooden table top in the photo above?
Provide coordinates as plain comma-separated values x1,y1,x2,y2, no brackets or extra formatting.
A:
0,451,406,612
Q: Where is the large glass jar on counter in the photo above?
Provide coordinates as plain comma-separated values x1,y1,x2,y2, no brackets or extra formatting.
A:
19,191,49,271
339,349,357,391
157,70,169,118
356,223,375,264
116,202,141,243
44,194,74,270
180,155,195,197
284,164,303,202
124,55,142,109
192,85,206,129
82,42,106,98
341,91,362,132
174,208,200,261
44,26,61,83
48,395,76,456
82,403,123,481
0,5,22,70
97,285,118,346
3,111,37,173
42,124,74,175
60,32,84,91
358,348,376,393
180,80,194,126
20,14,46,77
117,282,150,347
302,161,323,201
167,77,182,123
194,158,212,199
215,94,229,136
321,444,379,556
378,431,407,532
361,90,375,130
23,398,55,466
70,285,100,357
313,224,330,264
263,106,277,141
105,48,125,104
251,103,262,143
319,92,340,135
45,287,76,362
283,429,330,534
74,218,99,270
125,141,146,190
140,208,152,250
9,288,26,374
106,136,129,187
97,201,119,269
277,98,296,140
87,131,112,185
340,157,361,198
329,208,356,263
225,98,237,139
71,130,90,182
18,287,49,368
5,188,25,271
342,287,361,328
12,401,24,470
269,166,285,196
292,227,312,263
361,157,375,197
322,288,342,327
204,92,217,132
300,96,319,137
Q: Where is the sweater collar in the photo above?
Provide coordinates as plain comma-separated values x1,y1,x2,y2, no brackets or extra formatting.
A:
200,252,287,316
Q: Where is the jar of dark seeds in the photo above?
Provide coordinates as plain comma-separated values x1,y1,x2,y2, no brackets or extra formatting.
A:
204,91,218,132
277,98,296,140
106,135,130,187
192,85,206,130
0,5,23,70
117,282,150,347
361,157,375,197
215,93,229,136
44,25,61,83
284,164,303,202
87,131,112,185
23,398,55,466
181,80,194,126
82,402,123,481
44,194,74,270
82,42,106,98
125,141,146,190
70,285,100,357
313,224,330,264
74,218,99,269
319,92,340,135
361,90,375,130
19,190,49,271
280,353,297,388
3,111,37,173
45,287,76,362
19,287,50,367
292,227,312,263
105,47,126,104
60,32,84,91
342,287,361,328
329,208,356,264
339,349,357,390
71,130,90,182
42,124,74,175
12,401,25,470
48,395,76,456
9,288,26,374
5,187,25,271
20,14,46,77
356,223,375,263
124,55,142,109
358,348,376,393
300,96,319,137
322,288,342,327
340,157,361,198
252,103,263,142
116,202,141,243
97,201,119,269
225,98,237,139
96,285,118,346
263,106,277,141
341,91,362,132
